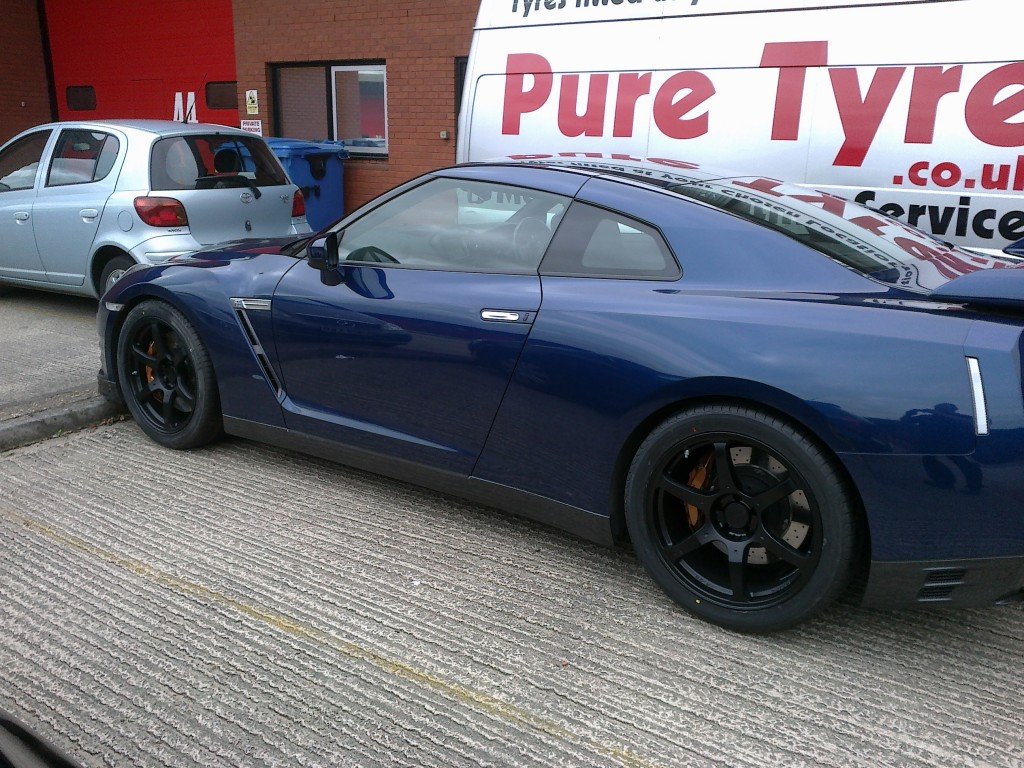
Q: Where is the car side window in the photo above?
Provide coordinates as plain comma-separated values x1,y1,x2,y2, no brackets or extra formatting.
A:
46,129,120,187
540,202,680,279
0,131,51,193
337,177,569,273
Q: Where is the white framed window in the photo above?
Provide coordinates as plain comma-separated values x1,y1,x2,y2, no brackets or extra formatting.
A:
331,65,388,156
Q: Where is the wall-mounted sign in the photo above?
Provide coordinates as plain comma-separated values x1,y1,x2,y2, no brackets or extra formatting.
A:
172,91,198,123
245,89,259,115
240,119,263,136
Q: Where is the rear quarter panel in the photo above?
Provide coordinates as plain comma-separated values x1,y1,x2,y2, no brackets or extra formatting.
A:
474,283,978,506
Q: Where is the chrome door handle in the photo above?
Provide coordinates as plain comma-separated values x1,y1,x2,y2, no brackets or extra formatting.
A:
80,208,99,220
481,309,522,322
13,212,29,222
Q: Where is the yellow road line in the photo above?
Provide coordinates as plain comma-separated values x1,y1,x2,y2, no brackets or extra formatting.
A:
1,507,661,768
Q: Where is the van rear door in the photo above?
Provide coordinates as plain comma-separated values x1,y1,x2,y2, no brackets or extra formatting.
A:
149,133,297,244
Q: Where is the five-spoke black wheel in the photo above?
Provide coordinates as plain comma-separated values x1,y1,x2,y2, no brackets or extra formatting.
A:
626,405,857,632
117,300,223,449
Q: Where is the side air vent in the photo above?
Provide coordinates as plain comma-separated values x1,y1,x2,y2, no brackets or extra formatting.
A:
230,299,283,399
916,567,967,602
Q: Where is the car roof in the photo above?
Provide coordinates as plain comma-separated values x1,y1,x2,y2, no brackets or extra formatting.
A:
459,157,749,197
29,119,253,138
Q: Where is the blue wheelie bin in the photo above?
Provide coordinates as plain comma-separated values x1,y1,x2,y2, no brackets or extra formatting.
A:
265,138,348,231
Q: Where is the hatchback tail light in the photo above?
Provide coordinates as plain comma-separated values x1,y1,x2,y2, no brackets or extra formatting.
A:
291,190,306,218
134,197,188,227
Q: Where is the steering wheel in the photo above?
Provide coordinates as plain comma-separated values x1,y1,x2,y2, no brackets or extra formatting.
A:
511,217,551,266
429,231,472,265
347,245,400,264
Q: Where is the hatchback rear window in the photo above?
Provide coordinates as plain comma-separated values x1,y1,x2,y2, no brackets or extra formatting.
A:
150,135,287,191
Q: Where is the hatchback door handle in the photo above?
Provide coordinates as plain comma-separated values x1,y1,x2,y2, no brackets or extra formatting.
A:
13,212,29,222
80,208,99,220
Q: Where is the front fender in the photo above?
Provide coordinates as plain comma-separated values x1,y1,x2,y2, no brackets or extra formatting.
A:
101,253,299,428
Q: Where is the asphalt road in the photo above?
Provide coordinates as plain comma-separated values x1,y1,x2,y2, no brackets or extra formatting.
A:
0,287,99,420
0,421,1022,767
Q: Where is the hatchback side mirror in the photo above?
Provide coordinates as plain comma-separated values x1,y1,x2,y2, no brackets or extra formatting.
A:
308,231,340,270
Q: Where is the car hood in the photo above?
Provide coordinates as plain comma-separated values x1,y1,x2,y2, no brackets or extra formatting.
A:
183,236,302,262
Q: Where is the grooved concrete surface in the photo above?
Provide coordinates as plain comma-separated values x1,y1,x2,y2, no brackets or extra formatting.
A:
0,422,1022,767
0,288,98,417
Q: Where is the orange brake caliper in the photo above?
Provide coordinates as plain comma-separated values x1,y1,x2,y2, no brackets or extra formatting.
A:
144,341,161,401
684,450,715,528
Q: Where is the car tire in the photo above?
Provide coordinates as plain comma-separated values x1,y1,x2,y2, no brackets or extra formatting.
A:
116,300,223,450
624,405,857,633
99,254,135,295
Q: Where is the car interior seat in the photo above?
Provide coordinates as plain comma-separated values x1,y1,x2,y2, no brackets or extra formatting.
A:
214,147,242,174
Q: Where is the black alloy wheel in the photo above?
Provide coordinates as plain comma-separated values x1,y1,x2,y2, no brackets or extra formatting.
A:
625,405,857,632
116,300,223,449
125,319,196,433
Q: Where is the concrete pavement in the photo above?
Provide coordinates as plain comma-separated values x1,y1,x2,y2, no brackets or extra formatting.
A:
0,287,123,449
0,421,1021,767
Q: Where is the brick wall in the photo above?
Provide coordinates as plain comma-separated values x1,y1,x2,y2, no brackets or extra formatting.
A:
232,0,478,213
0,0,53,144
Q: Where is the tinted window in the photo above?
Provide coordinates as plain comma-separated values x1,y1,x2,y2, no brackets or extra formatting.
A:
205,81,238,110
540,202,679,279
66,85,96,111
0,131,50,192
46,130,120,186
672,179,1020,292
150,135,287,191
338,177,568,273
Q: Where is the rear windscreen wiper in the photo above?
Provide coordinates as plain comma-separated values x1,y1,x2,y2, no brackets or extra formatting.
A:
195,174,262,199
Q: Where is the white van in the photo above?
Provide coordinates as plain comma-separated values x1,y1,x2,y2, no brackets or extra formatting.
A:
457,0,1024,255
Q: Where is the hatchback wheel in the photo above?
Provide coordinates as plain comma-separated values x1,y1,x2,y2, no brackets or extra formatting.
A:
100,255,135,295
116,300,223,449
625,405,857,632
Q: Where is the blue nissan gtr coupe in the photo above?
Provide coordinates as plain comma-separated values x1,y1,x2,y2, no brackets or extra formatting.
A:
98,159,1024,632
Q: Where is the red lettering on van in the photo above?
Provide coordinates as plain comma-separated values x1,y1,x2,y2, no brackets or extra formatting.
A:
558,74,609,136
760,41,828,141
613,72,652,137
652,71,715,140
502,53,553,135
904,66,963,144
965,63,1024,147
830,67,906,167
500,47,1024,167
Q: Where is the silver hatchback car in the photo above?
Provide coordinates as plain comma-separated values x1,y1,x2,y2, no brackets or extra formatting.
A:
0,120,312,297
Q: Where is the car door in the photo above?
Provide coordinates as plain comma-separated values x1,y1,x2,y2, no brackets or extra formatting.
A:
31,128,123,286
0,130,52,283
271,174,571,473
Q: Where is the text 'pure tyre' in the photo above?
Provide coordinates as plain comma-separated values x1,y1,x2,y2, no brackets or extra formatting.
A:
625,405,857,632
116,300,223,450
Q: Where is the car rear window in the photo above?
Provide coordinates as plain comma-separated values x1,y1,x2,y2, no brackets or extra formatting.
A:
671,179,1021,292
150,134,287,191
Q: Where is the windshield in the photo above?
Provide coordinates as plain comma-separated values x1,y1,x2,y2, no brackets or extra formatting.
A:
671,177,1021,292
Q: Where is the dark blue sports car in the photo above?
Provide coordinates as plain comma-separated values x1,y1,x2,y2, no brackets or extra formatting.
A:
98,160,1024,632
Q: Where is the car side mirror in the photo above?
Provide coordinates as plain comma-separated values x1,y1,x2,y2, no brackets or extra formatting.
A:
308,231,341,270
